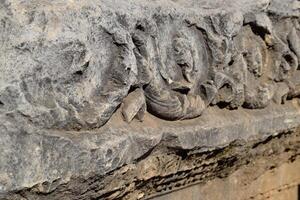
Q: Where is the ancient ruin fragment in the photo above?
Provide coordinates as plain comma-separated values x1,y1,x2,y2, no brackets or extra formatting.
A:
0,0,299,199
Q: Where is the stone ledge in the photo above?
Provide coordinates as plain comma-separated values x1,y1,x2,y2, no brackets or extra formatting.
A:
1,100,300,199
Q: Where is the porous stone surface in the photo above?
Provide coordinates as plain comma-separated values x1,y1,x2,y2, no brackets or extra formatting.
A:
152,148,300,200
0,0,299,199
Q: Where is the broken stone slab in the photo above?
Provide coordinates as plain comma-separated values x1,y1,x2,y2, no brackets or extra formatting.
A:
1,100,300,197
0,0,300,199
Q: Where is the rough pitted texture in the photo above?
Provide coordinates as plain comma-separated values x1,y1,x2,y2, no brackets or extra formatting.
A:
0,0,299,199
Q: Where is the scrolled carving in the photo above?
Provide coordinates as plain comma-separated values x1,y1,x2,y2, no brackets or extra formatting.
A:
121,13,300,123
2,7,299,130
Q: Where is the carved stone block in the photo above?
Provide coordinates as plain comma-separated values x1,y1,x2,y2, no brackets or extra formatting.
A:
0,0,299,199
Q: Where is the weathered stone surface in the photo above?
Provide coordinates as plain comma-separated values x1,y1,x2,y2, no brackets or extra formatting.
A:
2,110,300,200
0,0,300,199
1,0,300,130
152,153,300,200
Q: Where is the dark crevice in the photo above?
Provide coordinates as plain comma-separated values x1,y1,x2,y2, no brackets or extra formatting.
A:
74,61,89,76
287,38,299,70
136,23,146,32
248,22,269,40
298,184,300,200
127,85,138,94
205,147,226,159
174,149,189,160
74,70,83,76
228,59,234,66
283,54,295,66
216,101,230,109
173,87,190,95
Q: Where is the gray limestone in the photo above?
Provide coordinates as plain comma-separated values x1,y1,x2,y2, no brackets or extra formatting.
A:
0,0,299,199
